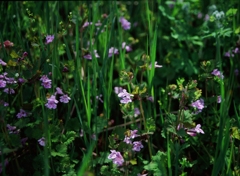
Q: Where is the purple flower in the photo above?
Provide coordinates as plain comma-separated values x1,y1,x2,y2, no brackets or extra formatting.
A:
130,130,140,139
59,94,71,103
122,42,132,52
118,89,133,104
18,78,26,84
108,150,124,166
45,95,58,109
217,96,221,103
55,87,64,95
134,108,140,117
3,88,15,94
224,51,234,57
40,75,52,89
0,59,7,66
16,109,27,118
38,137,45,146
118,89,133,98
82,21,92,28
83,50,100,60
147,96,154,102
187,124,204,136
120,97,132,104
123,136,132,144
6,124,19,134
211,69,224,79
108,47,119,57
132,141,144,152
5,77,16,84
233,47,240,54
114,87,123,94
46,35,54,44
0,79,6,88
119,17,131,30
191,99,204,113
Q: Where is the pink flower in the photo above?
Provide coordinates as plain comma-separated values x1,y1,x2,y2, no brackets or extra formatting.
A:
0,40,14,48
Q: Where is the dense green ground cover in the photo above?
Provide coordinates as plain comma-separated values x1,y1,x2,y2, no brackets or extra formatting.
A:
0,1,240,175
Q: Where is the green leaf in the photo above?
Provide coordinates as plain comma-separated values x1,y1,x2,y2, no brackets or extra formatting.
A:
63,131,76,145
146,117,156,132
10,50,19,58
232,127,240,140
226,8,238,16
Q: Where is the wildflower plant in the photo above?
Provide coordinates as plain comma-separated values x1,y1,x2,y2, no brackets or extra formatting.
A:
0,1,240,176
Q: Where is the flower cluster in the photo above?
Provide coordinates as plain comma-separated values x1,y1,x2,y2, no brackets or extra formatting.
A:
6,124,20,134
211,69,224,79
108,150,124,166
45,87,71,109
123,130,144,152
118,89,133,104
0,72,18,94
224,48,239,58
